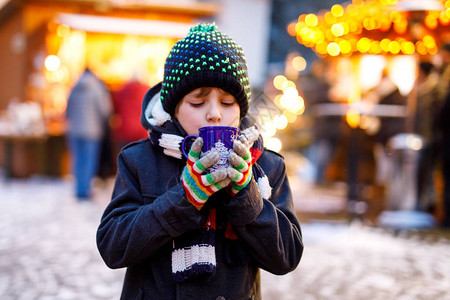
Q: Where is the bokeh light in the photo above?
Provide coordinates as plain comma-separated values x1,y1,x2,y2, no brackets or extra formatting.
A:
273,75,287,90
265,137,282,152
44,55,61,71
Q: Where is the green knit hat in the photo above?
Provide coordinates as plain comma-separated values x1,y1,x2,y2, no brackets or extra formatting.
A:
160,23,251,119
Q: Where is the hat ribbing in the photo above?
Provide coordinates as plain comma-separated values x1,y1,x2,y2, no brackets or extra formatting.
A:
160,23,251,119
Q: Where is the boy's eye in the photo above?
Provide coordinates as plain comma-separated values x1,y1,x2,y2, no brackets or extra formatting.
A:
221,101,235,106
189,102,204,107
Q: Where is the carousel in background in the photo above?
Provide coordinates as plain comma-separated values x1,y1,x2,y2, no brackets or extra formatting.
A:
281,0,450,228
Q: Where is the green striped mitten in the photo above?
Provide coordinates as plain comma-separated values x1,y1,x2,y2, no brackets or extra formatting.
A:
227,137,254,196
182,137,230,210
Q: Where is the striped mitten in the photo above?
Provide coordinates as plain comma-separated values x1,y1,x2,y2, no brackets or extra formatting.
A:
227,137,254,196
182,137,230,210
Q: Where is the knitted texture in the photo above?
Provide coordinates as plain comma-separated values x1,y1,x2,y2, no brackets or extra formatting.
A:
172,208,217,282
227,127,262,196
160,23,251,119
181,137,230,210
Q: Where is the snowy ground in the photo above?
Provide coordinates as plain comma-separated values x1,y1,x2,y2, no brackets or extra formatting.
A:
0,176,449,299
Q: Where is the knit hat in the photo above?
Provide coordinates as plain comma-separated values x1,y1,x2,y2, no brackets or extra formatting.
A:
160,23,251,119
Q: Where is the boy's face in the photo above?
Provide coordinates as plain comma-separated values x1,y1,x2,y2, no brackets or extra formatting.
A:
174,87,240,135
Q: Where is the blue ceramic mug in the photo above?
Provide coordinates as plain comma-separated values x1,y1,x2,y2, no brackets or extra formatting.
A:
182,126,240,171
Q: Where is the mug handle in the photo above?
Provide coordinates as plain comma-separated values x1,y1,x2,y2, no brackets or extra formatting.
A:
181,135,199,159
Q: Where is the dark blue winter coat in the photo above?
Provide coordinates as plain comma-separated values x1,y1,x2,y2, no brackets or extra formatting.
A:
96,84,303,299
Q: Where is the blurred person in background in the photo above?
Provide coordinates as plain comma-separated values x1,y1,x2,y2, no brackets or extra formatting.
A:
436,43,450,227
438,90,450,227
372,70,407,185
414,62,440,212
111,75,149,155
66,68,113,200
436,43,450,102
303,60,342,185
374,70,407,148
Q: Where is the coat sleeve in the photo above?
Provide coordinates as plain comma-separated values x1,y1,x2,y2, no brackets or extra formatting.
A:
96,150,206,269
223,151,304,275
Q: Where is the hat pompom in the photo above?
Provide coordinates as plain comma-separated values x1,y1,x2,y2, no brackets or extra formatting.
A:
189,23,218,33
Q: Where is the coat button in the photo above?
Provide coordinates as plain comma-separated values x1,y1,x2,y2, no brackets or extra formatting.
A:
216,297,225,300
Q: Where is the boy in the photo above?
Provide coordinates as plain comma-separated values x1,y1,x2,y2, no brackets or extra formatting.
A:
97,23,303,299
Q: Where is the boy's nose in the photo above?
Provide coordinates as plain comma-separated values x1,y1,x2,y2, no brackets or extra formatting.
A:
206,104,222,123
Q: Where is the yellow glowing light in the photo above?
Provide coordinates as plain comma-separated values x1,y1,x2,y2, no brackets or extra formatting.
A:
295,22,306,35
370,41,382,54
273,75,287,90
339,40,352,54
447,8,450,18
401,41,415,54
280,94,293,109
324,12,337,25
266,137,282,152
56,24,70,38
363,18,376,30
44,55,60,71
416,42,428,55
380,17,392,31
440,11,450,25
295,101,306,115
273,114,288,130
327,42,341,56
394,19,408,34
423,35,436,49
287,23,297,36
331,23,345,37
279,95,291,110
284,95,305,113
346,109,360,128
261,122,277,138
349,21,359,33
428,46,438,55
47,68,66,83
425,14,439,29
380,38,390,52
284,86,299,98
274,94,283,108
283,109,298,123
316,42,328,55
357,38,371,53
407,136,423,151
390,12,402,23
305,14,318,27
331,4,344,17
281,80,296,91
342,22,350,35
292,56,307,71
388,41,400,54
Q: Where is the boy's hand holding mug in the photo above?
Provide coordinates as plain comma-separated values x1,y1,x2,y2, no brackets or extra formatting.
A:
181,126,259,204
227,127,259,196
182,137,230,210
